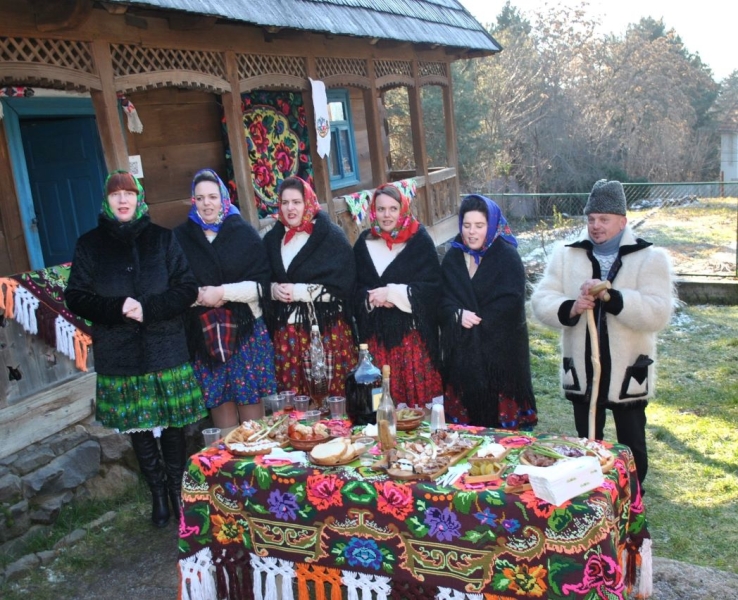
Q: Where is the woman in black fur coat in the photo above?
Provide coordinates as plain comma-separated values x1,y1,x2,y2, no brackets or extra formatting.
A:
174,169,276,436
65,171,206,528
439,195,537,429
263,176,355,398
353,183,442,408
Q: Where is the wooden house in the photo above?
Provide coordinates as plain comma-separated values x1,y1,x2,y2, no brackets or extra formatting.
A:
0,0,499,456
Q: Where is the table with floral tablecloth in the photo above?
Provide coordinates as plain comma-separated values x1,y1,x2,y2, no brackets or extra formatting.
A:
178,425,652,600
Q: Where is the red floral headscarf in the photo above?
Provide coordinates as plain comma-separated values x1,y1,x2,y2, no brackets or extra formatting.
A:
278,177,322,244
369,183,420,249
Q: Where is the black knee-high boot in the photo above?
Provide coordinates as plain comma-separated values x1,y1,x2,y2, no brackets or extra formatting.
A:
130,431,170,528
160,426,186,520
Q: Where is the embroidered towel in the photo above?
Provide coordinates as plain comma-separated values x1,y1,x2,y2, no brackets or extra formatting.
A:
309,78,331,158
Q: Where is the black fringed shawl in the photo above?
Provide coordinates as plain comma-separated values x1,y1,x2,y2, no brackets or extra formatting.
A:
353,226,441,366
174,214,271,364
263,210,355,335
439,235,536,426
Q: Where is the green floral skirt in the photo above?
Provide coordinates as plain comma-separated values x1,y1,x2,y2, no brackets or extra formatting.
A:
96,363,207,432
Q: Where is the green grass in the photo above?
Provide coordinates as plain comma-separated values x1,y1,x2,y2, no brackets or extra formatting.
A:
529,305,738,574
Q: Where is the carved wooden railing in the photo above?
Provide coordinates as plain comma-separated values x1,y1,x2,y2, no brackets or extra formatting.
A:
330,167,459,244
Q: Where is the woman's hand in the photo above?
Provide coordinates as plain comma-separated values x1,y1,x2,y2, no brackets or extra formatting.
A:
198,285,226,307
368,287,394,309
460,309,482,329
122,297,143,322
272,283,295,303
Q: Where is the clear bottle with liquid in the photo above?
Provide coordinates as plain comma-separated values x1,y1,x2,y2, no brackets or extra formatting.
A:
345,344,382,426
309,325,326,380
376,365,397,441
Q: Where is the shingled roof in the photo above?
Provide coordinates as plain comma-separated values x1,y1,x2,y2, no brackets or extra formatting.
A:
103,0,501,54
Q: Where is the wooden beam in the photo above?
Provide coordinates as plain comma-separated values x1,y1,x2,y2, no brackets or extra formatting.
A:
305,56,337,223
442,65,461,212
168,14,217,31
0,373,96,460
90,40,129,172
30,0,93,32
0,124,31,275
363,60,388,187
408,60,431,224
223,51,258,227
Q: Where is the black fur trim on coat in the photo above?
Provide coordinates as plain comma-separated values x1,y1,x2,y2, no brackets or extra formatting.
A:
439,235,537,427
65,215,198,376
174,215,271,365
353,226,441,367
263,210,356,336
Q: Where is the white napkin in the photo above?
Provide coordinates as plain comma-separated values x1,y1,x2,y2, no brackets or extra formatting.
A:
263,447,307,464
309,78,331,158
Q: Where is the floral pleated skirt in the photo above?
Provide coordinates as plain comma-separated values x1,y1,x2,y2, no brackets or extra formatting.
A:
193,318,277,409
365,329,442,408
272,318,354,397
96,362,206,431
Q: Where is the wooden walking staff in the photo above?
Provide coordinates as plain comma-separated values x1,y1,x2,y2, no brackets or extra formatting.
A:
585,281,612,440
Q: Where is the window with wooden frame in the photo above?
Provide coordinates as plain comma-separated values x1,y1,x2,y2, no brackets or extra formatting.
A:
327,89,359,189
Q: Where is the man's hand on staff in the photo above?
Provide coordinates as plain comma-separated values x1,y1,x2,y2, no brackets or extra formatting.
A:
570,279,610,318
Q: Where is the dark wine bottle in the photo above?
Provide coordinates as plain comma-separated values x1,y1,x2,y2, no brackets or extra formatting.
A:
344,344,382,426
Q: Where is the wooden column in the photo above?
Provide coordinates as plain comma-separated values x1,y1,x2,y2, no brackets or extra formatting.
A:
304,56,337,222
363,59,387,187
90,40,128,171
223,51,258,226
442,63,460,207
408,60,431,224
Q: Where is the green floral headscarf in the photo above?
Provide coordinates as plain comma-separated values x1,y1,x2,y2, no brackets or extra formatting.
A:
101,170,148,222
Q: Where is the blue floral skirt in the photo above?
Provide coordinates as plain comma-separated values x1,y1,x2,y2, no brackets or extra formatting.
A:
193,318,277,408
96,362,206,431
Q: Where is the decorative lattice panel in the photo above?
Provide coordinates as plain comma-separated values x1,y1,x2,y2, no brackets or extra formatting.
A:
110,44,225,79
0,36,94,73
316,57,367,79
373,59,412,79
418,61,447,79
237,54,305,79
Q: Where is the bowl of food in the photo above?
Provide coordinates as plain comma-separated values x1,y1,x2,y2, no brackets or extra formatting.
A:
287,421,331,451
396,408,425,431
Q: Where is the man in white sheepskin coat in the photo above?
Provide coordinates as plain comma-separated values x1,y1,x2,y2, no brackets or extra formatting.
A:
531,179,673,484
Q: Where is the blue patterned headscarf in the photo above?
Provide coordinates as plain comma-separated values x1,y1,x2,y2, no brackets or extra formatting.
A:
451,194,517,264
188,168,240,232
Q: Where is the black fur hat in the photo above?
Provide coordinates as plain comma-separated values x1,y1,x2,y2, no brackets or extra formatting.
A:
584,179,627,215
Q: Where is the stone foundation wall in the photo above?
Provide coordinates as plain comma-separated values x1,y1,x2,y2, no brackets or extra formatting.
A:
0,421,141,557
0,419,209,558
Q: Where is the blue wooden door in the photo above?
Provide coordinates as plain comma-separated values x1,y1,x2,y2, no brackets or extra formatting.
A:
20,117,107,266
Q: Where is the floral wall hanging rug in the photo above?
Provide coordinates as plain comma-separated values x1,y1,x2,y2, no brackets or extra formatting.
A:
221,91,315,219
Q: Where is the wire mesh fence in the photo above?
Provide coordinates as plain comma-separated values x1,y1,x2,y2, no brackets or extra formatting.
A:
472,182,738,278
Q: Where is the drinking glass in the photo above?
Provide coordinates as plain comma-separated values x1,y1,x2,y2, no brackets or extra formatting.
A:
303,410,321,425
327,396,346,419
202,428,222,446
294,395,310,413
355,436,376,466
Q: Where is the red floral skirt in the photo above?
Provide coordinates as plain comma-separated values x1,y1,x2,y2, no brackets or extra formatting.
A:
444,385,537,431
272,318,354,397
365,329,443,408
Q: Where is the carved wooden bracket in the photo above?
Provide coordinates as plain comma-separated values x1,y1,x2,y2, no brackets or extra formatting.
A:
100,2,128,15
30,0,94,32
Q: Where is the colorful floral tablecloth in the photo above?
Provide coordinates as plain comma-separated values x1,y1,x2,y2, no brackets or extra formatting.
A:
178,426,651,600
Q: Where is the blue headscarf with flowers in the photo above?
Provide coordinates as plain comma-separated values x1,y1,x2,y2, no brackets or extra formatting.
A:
188,168,240,232
451,194,517,264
